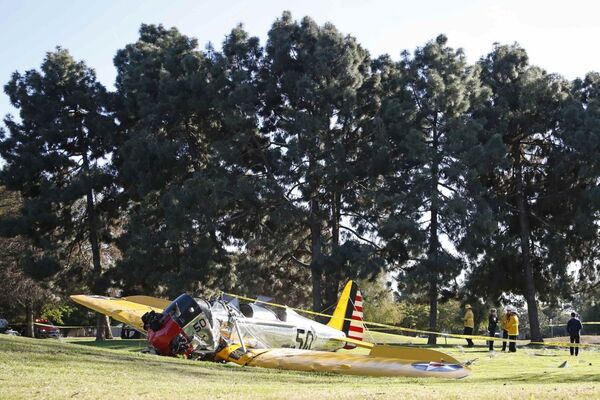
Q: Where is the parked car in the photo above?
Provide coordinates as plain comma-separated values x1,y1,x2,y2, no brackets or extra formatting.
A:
0,318,20,336
34,318,60,339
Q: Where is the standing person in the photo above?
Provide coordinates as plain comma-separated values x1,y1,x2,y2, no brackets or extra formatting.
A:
500,309,509,351
506,307,519,352
463,304,475,347
487,308,498,351
567,312,583,356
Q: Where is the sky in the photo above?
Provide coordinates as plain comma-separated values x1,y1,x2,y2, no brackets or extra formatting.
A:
1,0,600,119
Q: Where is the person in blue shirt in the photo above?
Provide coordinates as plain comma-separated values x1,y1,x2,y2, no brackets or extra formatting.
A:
566,312,583,356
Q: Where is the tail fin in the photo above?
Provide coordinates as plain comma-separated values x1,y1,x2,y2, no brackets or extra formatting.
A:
327,280,364,349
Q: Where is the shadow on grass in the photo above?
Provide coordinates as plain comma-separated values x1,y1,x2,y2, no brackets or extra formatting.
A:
374,343,492,350
72,339,147,351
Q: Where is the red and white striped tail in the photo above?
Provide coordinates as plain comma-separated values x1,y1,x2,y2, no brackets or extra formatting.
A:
344,289,364,349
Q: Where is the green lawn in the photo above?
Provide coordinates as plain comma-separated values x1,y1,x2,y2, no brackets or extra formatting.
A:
1,335,598,399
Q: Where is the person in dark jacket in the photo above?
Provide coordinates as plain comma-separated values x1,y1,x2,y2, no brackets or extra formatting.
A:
500,309,509,351
567,312,583,356
487,308,498,351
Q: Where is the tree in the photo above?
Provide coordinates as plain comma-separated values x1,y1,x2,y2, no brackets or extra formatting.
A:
0,48,117,339
358,276,402,324
260,12,382,312
113,24,278,297
374,35,489,343
561,72,600,294
0,187,51,336
466,44,600,342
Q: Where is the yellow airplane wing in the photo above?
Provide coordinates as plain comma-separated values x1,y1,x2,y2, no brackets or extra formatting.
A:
369,344,462,365
330,337,461,364
122,295,171,310
216,344,470,378
70,295,165,332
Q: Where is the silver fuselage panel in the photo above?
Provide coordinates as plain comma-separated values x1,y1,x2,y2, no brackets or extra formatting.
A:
209,301,345,352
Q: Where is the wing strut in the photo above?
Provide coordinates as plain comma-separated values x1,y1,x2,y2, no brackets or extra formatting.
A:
233,318,247,352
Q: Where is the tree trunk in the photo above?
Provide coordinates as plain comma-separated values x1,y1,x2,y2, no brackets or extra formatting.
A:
104,315,113,339
95,313,106,341
427,204,439,345
324,190,341,311
427,278,438,345
84,188,102,287
515,155,543,342
427,125,440,345
25,302,34,338
310,196,323,314
82,151,105,341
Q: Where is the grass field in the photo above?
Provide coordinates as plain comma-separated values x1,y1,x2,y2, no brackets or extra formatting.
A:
1,335,599,400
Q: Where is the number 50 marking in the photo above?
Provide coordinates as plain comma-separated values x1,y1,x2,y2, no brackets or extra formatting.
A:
193,318,207,333
296,329,315,349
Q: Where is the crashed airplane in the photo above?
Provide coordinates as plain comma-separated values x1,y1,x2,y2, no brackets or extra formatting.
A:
71,281,470,378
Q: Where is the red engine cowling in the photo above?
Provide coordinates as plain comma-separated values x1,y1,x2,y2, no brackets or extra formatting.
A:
145,313,192,357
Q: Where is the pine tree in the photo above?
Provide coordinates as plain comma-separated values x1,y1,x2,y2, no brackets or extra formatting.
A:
466,44,600,342
374,35,489,343
260,12,382,312
113,24,276,297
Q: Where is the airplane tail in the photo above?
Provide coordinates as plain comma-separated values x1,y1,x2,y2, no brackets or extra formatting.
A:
327,280,364,349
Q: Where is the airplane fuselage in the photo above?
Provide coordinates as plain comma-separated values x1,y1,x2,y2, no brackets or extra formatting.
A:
143,294,348,357
233,312,346,351
210,301,346,352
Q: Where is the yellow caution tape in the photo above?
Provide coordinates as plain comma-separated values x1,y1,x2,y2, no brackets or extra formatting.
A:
34,322,103,329
223,292,599,349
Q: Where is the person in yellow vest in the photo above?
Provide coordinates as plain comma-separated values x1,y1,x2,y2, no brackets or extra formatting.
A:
463,304,475,347
506,307,519,352
500,309,510,351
